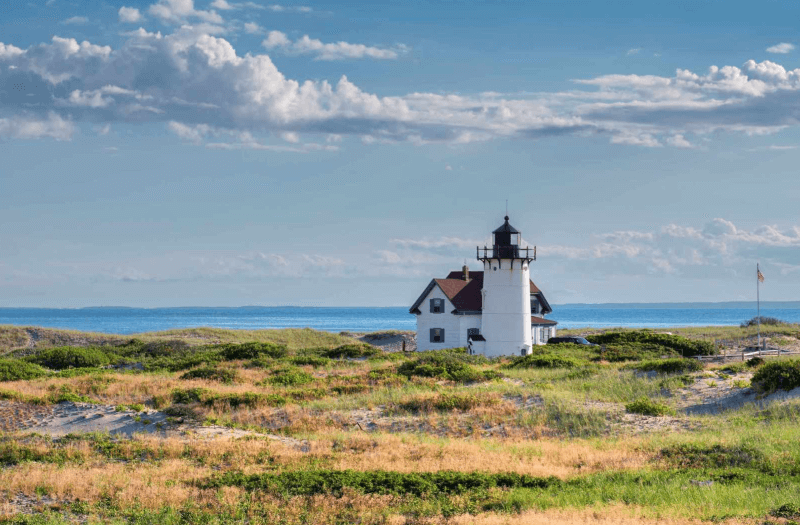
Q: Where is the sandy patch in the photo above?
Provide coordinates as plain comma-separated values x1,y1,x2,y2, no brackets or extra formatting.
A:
0,401,307,447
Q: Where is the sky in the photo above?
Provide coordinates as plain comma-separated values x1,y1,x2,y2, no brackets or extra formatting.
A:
1,0,800,307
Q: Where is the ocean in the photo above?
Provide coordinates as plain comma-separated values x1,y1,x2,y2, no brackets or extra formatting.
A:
1,304,800,335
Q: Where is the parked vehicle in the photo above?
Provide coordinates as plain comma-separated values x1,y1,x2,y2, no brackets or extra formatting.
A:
546,336,598,347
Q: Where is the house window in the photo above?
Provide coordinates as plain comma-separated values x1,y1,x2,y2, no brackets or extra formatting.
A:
467,328,480,339
542,328,550,342
430,298,444,313
430,328,445,343
530,297,540,314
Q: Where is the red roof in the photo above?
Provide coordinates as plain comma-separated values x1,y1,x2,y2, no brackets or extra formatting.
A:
531,315,558,326
409,270,552,315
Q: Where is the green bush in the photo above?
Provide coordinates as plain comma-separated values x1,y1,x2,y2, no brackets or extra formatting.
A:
398,354,496,383
321,344,381,359
171,388,210,404
218,342,287,360
0,359,48,381
752,359,800,393
27,347,111,370
747,356,765,368
289,356,331,367
630,358,703,375
397,392,497,413
505,353,585,369
206,392,287,409
179,366,238,384
770,503,800,520
267,367,314,386
204,469,557,497
595,343,677,362
625,397,675,416
741,316,787,328
658,443,765,469
587,330,717,357
143,349,223,372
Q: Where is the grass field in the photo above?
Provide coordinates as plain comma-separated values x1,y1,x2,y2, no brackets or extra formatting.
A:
1,325,800,524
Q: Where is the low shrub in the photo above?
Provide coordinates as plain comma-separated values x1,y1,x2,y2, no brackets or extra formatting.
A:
219,342,287,360
289,356,331,367
207,392,287,409
0,359,48,381
266,367,314,387
770,503,800,520
747,356,765,368
321,344,381,359
396,392,498,413
398,354,496,383
587,330,717,357
741,316,787,328
505,353,585,369
630,358,703,375
594,343,677,362
171,387,209,404
141,348,223,372
658,443,765,469
27,347,111,370
625,397,675,416
179,366,238,384
203,469,557,497
163,405,199,420
752,359,800,393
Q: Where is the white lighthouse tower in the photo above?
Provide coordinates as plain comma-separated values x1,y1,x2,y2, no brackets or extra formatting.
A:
477,216,536,357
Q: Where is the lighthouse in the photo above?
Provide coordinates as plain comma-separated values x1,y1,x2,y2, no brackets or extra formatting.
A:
476,216,535,357
409,215,555,356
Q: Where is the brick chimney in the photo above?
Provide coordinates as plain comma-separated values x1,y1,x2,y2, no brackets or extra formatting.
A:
462,264,470,282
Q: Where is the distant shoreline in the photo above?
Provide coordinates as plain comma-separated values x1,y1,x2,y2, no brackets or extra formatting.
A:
2,301,800,310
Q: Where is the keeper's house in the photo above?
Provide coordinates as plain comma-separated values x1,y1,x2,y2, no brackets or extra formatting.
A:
409,216,557,357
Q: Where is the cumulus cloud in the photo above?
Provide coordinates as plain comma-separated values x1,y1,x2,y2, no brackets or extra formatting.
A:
262,31,406,60
243,22,261,34
118,7,143,23
148,0,223,24
766,43,795,54
7,20,800,148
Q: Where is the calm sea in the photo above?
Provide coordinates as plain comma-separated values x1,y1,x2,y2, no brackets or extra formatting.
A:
1,305,800,335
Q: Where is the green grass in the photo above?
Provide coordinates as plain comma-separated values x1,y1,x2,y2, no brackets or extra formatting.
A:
625,397,676,416
628,358,703,375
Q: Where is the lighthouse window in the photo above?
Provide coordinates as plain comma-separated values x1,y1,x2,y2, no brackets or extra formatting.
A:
430,298,444,313
430,328,445,343
531,297,540,314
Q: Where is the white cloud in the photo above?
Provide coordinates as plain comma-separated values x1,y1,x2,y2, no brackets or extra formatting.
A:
243,22,261,34
62,16,88,25
118,7,143,23
263,32,406,60
766,43,795,54
0,113,75,141
626,48,640,56
148,0,223,24
211,0,234,9
8,24,800,148
665,134,694,148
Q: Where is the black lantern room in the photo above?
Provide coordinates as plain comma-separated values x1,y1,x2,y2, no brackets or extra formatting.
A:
477,216,536,267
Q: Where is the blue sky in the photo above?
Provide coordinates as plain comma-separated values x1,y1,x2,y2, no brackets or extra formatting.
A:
2,0,800,307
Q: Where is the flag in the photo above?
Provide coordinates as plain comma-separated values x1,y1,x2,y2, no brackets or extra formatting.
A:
757,268,765,283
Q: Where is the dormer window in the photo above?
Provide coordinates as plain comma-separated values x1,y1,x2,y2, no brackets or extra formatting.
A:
430,298,444,313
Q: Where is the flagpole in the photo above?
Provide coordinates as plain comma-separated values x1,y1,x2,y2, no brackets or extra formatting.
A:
757,263,761,347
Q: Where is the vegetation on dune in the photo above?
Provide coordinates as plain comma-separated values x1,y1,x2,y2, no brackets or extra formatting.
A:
751,359,800,393
5,326,800,523
628,358,703,375
398,352,499,383
25,346,112,370
587,330,718,357
0,359,48,381
625,397,676,416
741,316,788,328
